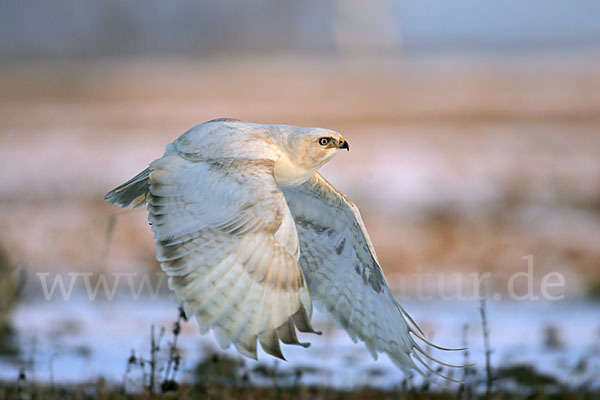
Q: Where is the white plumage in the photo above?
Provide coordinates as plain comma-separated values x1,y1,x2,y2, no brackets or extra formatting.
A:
105,118,461,377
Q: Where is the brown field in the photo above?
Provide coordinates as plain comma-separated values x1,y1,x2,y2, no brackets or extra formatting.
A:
1,53,599,295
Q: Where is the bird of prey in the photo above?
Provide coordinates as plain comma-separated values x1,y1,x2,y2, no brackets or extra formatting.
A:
104,118,460,377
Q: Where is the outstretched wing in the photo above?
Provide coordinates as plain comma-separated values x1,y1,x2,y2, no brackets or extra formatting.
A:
144,151,318,359
282,173,459,377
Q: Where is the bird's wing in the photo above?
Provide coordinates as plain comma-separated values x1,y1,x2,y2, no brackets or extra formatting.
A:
282,173,460,377
147,151,318,360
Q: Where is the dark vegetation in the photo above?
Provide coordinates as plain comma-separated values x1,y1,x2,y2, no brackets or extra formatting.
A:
0,245,23,357
1,361,597,400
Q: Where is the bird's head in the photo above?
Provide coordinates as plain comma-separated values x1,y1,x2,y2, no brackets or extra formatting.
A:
285,127,348,162
283,127,348,167
270,125,349,187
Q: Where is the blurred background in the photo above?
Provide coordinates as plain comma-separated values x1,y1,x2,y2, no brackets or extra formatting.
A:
0,0,599,395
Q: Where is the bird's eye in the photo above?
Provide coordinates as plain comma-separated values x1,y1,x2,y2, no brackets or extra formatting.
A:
318,137,330,146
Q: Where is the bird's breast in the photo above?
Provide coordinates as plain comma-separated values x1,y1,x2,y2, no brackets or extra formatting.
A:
273,153,315,188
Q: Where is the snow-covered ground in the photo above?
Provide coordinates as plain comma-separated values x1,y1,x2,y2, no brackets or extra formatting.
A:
1,294,598,389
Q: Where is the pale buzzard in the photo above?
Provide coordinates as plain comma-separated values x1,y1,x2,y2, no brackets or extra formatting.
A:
104,118,460,378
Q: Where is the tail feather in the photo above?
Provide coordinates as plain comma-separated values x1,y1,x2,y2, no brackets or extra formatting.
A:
104,168,151,208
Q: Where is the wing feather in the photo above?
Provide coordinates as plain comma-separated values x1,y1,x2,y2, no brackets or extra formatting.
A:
283,173,457,375
145,150,316,360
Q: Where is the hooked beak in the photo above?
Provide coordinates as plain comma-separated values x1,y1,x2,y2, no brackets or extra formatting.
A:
337,138,349,151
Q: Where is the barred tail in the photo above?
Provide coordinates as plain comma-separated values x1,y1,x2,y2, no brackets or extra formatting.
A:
104,168,151,208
